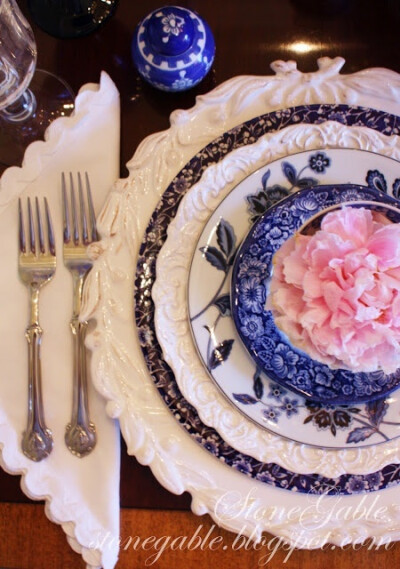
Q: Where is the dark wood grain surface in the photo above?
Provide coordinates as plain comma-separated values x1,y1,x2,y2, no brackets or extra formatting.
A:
2,0,400,566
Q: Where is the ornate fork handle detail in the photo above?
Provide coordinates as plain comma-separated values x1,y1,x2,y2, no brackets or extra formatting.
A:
65,312,96,457
22,321,54,461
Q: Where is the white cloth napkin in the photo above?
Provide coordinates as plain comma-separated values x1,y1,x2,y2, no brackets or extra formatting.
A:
0,72,121,569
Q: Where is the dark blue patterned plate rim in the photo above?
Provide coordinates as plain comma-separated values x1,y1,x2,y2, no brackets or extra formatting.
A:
135,103,400,496
231,184,400,405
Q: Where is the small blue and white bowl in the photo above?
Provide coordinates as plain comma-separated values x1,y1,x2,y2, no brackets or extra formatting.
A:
231,184,400,405
131,6,215,92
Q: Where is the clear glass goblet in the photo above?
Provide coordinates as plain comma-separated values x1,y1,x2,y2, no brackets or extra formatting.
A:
0,0,75,168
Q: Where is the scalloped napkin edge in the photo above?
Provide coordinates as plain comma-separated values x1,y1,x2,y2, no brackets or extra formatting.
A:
0,71,121,569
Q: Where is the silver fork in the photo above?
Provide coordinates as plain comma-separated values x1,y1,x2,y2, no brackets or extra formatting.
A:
62,172,97,458
18,197,55,462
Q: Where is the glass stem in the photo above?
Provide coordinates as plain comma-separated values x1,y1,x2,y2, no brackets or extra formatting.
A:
1,88,36,122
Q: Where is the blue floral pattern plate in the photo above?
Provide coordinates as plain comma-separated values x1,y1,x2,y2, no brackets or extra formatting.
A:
137,103,400,494
188,148,400,447
232,184,400,405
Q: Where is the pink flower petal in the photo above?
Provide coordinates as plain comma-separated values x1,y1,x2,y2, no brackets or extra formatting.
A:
321,206,374,247
368,225,400,270
282,235,309,286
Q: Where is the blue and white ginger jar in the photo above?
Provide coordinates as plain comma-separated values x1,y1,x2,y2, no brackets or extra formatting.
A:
131,6,215,92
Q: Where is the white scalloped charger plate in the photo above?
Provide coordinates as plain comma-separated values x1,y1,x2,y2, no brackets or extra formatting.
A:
83,58,400,548
187,148,400,448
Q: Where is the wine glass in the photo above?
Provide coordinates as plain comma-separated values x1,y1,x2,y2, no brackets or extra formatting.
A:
0,0,74,167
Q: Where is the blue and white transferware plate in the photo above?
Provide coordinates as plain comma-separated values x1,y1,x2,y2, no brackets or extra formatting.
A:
231,184,400,405
188,148,400,448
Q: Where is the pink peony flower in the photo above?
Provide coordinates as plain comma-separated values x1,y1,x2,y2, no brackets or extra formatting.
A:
269,206,400,374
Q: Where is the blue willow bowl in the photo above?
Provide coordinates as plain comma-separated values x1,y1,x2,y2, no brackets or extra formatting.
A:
131,5,215,92
231,184,400,405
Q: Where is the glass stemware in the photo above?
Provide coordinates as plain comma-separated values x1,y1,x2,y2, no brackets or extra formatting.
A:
0,0,74,168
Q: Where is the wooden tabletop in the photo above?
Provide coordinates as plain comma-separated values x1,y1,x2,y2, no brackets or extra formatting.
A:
2,0,400,567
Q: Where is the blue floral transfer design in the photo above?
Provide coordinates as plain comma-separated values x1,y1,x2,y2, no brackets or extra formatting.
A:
135,103,400,496
365,167,400,197
190,217,237,371
246,151,330,222
309,152,331,173
230,382,397,443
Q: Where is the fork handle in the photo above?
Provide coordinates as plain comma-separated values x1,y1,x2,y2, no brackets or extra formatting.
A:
22,324,54,462
65,317,97,457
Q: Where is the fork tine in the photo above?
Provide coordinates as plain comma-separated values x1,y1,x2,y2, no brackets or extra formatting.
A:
18,198,26,254
62,172,97,246
62,172,71,244
78,172,88,244
27,197,35,254
70,172,79,245
35,197,45,254
85,172,97,243
44,197,56,256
